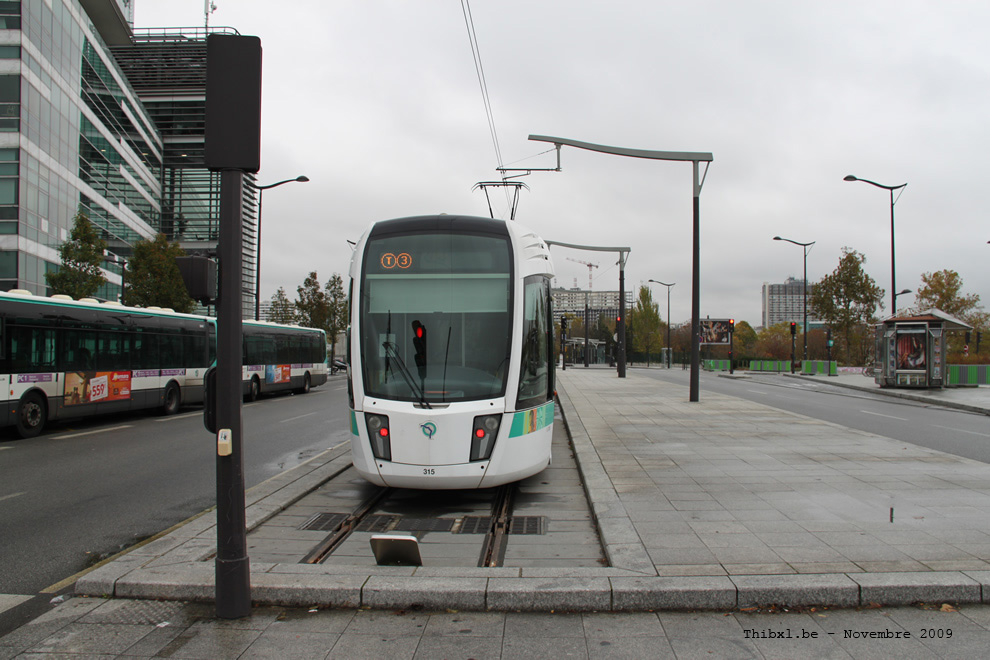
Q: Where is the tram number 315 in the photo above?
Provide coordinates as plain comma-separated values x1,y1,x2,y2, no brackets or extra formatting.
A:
422,468,435,475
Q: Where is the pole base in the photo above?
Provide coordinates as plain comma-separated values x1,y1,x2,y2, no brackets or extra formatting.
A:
215,556,251,619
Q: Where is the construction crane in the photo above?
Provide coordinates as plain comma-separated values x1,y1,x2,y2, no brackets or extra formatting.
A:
566,257,599,290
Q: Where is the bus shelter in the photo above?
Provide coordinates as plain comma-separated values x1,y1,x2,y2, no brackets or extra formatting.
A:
874,309,972,389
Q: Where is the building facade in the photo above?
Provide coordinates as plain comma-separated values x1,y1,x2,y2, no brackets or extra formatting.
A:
552,288,632,328
0,0,157,299
762,277,819,329
1,0,257,317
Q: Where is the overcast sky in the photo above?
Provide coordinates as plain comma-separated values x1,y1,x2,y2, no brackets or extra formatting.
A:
134,1,989,327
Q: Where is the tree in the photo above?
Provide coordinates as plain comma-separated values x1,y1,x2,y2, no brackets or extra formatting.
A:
755,323,793,360
629,285,663,366
732,320,758,361
914,270,988,327
124,234,195,313
810,247,884,365
325,273,348,359
45,208,108,299
295,271,330,332
267,287,297,324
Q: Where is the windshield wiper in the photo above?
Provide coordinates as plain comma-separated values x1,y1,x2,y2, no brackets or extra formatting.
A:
382,340,432,409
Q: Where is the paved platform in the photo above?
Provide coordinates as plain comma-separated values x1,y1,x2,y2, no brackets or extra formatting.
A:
60,368,990,614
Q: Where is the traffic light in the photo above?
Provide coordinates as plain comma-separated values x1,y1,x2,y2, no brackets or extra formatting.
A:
729,319,735,333
790,322,797,336
411,320,427,378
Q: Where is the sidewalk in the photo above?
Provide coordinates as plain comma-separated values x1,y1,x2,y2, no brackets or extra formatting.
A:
5,369,990,655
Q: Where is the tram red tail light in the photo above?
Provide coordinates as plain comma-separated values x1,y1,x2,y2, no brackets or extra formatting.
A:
366,413,391,460
470,414,501,462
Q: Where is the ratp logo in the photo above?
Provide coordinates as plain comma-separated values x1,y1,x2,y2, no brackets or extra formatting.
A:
420,422,437,439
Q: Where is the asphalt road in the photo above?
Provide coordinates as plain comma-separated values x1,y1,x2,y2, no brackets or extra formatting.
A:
643,368,990,464
0,376,351,600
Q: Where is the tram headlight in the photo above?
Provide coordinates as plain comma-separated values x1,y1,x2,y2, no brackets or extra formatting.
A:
470,414,501,462
365,413,391,461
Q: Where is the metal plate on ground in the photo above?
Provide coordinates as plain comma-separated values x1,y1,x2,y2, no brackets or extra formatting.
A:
392,517,456,532
299,512,347,532
355,514,397,533
455,516,546,535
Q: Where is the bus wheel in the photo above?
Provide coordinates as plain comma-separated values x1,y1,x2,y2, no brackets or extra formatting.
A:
162,383,181,415
247,377,260,402
16,392,47,438
297,373,311,394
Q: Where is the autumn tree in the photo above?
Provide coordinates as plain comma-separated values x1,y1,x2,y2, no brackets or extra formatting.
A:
755,323,793,360
295,271,329,331
124,234,195,313
913,270,988,328
325,273,348,359
810,247,884,365
267,287,297,324
629,285,663,366
46,208,108,299
732,320,758,361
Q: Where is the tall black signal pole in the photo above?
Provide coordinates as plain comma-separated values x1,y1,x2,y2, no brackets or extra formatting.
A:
205,34,263,619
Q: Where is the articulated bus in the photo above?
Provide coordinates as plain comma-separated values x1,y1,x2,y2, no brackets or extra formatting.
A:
1,291,330,438
242,320,328,401
0,289,213,438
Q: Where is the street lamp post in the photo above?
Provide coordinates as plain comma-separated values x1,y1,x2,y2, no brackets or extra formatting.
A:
648,279,675,368
843,175,907,315
253,175,309,320
772,237,815,361
893,288,912,315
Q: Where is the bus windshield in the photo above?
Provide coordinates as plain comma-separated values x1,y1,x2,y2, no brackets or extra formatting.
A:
360,231,512,403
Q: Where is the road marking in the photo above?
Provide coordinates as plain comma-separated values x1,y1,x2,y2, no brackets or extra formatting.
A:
154,411,201,422
283,412,317,423
0,491,25,503
860,410,908,421
0,446,12,451
932,424,990,438
50,425,133,439
746,389,767,394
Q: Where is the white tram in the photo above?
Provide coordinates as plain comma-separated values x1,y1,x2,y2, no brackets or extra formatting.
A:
347,215,556,489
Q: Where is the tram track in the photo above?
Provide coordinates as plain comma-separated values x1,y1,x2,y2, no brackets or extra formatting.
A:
296,475,524,568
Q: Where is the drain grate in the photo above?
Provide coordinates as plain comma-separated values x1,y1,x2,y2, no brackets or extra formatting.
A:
455,515,546,535
509,516,546,535
299,512,347,532
456,516,492,534
355,514,397,533
392,517,456,532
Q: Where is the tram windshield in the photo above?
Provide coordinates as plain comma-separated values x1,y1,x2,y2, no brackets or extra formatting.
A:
360,231,513,403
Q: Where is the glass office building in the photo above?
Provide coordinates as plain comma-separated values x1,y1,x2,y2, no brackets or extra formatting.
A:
0,0,258,317
0,0,158,300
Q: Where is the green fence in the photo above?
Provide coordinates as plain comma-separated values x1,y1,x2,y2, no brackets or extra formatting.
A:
703,359,731,371
748,360,791,372
801,360,838,376
947,365,990,386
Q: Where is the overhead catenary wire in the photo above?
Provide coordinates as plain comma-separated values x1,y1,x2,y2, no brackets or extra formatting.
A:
461,0,512,213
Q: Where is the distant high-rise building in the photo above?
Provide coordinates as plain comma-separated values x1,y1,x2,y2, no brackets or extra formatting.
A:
762,277,819,329
552,288,632,328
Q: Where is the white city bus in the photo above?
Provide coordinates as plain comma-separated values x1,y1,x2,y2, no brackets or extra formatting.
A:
0,290,213,438
241,320,329,401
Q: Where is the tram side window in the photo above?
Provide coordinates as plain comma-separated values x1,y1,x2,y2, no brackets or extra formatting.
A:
61,329,97,372
10,324,56,372
516,276,551,410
